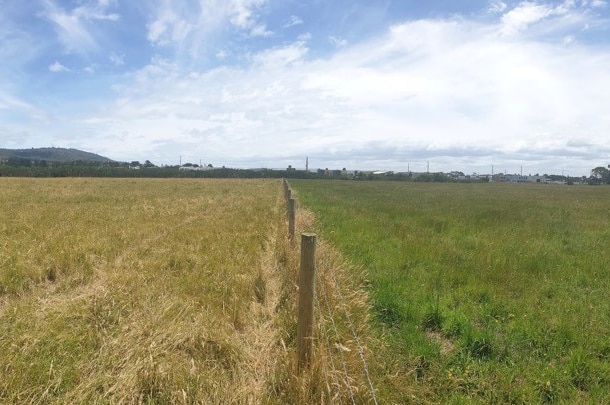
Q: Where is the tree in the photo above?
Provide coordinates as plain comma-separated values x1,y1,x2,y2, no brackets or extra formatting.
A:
590,166,609,184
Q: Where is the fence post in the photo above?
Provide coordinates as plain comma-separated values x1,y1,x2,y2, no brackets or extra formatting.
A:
283,179,290,201
288,198,296,240
298,233,316,369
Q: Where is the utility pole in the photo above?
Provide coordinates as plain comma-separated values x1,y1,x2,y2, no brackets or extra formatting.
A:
306,156,309,172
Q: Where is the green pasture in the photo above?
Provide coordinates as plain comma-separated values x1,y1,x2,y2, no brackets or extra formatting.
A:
292,180,610,403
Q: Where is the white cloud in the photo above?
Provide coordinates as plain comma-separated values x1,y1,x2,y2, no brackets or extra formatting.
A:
216,49,230,59
109,52,125,66
488,0,507,14
586,0,607,7
284,15,303,28
0,91,49,126
146,4,193,46
563,34,576,44
49,60,70,72
249,24,273,37
73,0,120,21
250,41,308,68
80,11,610,174
228,0,267,29
5,1,608,174
0,92,34,111
501,2,556,35
145,0,270,57
298,32,312,41
42,1,96,52
498,0,606,37
40,0,119,53
145,0,270,39
329,36,348,47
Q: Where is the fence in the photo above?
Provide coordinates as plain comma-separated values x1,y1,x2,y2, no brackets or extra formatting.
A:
282,178,378,403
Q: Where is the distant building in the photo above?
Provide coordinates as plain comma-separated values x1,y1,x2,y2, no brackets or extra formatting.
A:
179,165,213,171
494,174,548,183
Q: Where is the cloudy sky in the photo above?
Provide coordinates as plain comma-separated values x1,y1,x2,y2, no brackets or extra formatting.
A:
1,0,609,175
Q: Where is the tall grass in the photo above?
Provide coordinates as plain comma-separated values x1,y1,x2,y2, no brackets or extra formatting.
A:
0,178,379,403
0,178,286,402
292,180,610,403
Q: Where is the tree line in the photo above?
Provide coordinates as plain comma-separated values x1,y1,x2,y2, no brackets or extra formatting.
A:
1,157,608,184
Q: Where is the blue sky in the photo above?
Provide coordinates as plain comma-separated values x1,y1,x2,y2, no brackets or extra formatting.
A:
1,0,609,175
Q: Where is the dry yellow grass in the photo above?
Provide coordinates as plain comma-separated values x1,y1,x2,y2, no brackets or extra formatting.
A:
0,178,380,404
277,188,382,404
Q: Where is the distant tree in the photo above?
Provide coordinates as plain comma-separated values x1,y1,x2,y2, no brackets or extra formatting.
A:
590,166,609,184
144,160,155,168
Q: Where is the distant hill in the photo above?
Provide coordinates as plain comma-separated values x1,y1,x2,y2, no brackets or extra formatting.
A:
0,147,113,163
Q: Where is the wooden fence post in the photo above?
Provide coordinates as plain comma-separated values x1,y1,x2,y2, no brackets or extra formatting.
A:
298,233,316,369
285,189,292,218
283,179,290,201
288,198,296,240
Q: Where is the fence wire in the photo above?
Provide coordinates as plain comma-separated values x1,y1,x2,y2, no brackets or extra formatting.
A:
285,180,378,404
326,264,379,405
317,273,357,404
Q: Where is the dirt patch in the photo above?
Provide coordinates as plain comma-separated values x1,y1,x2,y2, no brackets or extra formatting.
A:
426,331,455,356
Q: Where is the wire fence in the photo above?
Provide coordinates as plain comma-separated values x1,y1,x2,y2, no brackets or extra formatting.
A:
284,178,378,404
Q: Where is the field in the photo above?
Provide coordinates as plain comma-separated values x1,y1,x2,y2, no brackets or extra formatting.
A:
291,180,610,403
4,177,610,403
0,178,379,403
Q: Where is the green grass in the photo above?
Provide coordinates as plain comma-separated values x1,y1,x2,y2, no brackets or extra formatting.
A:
291,180,610,403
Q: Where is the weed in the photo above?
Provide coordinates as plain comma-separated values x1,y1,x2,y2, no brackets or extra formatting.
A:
422,301,444,332
463,329,494,360
536,379,559,404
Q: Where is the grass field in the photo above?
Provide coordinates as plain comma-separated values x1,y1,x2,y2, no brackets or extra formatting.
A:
0,178,378,403
0,178,289,402
291,180,610,403
5,177,608,403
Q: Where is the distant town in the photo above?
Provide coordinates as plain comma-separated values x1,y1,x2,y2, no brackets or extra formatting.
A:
1,148,609,184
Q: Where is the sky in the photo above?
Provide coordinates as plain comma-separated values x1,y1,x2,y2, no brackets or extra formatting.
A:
1,0,609,175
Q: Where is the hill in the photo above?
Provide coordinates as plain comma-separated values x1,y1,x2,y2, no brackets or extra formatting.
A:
0,147,113,163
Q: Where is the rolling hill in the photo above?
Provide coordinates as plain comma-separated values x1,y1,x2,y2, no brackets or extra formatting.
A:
0,147,113,163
